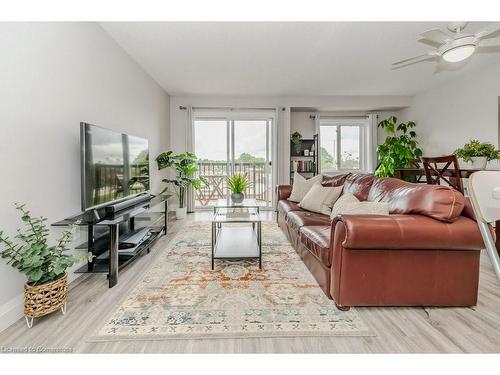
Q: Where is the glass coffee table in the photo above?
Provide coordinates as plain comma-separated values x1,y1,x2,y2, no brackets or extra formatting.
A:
211,199,262,270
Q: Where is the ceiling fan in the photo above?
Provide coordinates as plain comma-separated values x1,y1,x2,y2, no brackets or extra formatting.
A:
393,22,500,67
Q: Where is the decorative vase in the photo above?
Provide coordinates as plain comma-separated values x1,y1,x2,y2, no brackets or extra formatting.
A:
293,143,302,155
175,207,187,219
24,272,68,328
231,192,244,204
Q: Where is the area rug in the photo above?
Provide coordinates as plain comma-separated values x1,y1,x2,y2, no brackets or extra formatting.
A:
90,221,373,341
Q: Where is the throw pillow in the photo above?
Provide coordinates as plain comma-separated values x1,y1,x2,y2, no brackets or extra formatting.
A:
288,173,323,202
330,192,390,218
330,192,360,219
299,183,343,215
339,201,390,215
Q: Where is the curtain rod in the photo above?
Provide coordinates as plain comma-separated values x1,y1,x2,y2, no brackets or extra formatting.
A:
179,106,283,111
309,115,371,119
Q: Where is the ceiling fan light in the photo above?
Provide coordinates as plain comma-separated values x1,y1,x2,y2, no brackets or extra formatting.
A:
442,44,476,63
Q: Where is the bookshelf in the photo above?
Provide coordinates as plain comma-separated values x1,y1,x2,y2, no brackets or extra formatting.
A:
290,134,319,184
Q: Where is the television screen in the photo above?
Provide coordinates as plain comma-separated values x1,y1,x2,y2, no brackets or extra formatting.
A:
81,123,150,211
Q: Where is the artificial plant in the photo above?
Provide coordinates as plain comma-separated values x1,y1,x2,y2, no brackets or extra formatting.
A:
0,204,88,286
226,174,251,194
155,151,205,208
375,116,423,177
453,139,500,162
291,131,303,154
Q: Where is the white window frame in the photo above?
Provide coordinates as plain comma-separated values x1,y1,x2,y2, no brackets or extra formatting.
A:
319,118,371,173
191,109,277,210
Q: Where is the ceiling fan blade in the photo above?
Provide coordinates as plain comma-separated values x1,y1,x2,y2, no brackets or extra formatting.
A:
392,52,438,66
420,29,452,44
475,24,500,39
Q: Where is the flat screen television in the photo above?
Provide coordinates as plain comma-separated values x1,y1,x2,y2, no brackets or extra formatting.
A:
80,122,150,211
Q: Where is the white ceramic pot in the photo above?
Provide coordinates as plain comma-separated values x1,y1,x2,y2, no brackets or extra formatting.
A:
486,160,500,170
458,157,487,170
469,157,488,170
175,207,187,220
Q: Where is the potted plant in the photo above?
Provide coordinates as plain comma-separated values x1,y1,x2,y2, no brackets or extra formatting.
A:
291,131,303,155
156,151,205,219
0,204,88,328
226,174,251,204
375,116,423,177
454,139,498,169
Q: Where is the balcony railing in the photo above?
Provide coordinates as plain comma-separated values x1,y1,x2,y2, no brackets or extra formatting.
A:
196,162,271,207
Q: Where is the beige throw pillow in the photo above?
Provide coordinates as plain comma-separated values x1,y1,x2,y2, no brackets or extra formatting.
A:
288,173,323,202
330,192,390,218
299,184,343,215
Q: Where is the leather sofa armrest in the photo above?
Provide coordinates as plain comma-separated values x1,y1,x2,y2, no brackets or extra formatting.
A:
276,185,292,201
331,214,484,251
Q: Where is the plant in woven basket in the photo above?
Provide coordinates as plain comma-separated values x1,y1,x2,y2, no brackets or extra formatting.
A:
0,203,85,286
0,203,90,327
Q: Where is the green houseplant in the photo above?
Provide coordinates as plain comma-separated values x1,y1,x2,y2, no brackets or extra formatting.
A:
0,203,88,327
226,174,251,204
453,139,499,169
156,151,205,219
375,116,423,178
291,131,303,155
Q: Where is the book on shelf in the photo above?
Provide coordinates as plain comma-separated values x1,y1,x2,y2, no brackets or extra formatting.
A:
291,160,315,173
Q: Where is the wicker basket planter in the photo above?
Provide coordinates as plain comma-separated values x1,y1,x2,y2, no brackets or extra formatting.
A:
24,273,68,328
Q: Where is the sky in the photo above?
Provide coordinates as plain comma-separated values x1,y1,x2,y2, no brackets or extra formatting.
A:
320,124,360,162
194,120,268,161
87,124,148,165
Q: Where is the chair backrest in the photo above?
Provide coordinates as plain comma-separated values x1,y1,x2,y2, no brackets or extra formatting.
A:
469,171,500,223
421,155,464,194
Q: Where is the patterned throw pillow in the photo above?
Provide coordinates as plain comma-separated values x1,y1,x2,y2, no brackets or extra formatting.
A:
299,183,343,215
288,173,323,202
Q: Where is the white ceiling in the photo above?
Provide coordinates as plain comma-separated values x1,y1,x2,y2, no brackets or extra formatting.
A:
100,22,500,97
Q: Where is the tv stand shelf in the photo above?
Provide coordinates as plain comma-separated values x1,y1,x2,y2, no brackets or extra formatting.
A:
53,194,172,288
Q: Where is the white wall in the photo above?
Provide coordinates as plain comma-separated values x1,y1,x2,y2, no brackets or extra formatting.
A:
400,62,500,155
0,23,170,332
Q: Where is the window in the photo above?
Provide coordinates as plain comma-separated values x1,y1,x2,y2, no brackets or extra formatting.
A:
319,118,369,172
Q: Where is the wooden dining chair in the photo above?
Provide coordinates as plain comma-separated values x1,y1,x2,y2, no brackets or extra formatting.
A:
421,155,464,194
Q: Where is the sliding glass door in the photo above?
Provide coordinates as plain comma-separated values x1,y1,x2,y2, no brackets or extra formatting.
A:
193,117,274,209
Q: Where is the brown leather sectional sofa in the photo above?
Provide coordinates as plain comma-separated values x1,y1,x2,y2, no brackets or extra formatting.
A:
276,173,484,310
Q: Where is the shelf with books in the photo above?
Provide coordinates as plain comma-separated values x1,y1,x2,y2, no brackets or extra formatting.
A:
290,134,319,184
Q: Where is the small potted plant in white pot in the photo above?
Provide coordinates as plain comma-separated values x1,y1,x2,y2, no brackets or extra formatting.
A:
226,174,251,204
0,204,88,328
454,139,498,169
156,151,205,219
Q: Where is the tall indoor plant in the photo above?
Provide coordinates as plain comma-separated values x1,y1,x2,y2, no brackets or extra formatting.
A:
156,151,205,219
0,204,88,328
375,116,423,177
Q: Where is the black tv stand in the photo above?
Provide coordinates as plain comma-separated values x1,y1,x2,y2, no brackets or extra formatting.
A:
53,194,172,288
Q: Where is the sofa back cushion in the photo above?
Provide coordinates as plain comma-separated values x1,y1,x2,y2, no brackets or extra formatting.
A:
367,177,465,222
321,173,351,187
343,173,376,201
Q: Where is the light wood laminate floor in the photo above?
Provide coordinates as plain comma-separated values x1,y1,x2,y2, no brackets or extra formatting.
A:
0,212,499,353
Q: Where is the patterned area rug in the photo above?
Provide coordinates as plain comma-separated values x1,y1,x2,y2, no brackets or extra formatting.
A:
90,221,373,341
